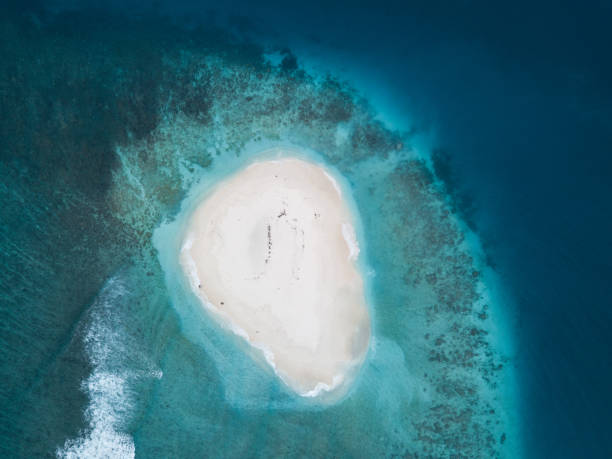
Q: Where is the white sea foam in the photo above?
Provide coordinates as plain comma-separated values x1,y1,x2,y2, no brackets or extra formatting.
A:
58,371,136,459
323,170,343,197
300,374,344,397
181,235,205,296
342,222,360,260
57,276,162,459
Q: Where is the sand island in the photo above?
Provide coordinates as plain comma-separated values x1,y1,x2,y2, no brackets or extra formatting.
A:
179,157,371,398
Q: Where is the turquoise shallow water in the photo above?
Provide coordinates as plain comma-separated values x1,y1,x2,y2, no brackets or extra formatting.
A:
1,5,519,458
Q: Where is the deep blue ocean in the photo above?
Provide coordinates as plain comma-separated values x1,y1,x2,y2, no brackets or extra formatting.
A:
1,1,611,458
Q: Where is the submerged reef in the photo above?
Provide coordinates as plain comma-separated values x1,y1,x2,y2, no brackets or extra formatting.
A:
0,8,515,458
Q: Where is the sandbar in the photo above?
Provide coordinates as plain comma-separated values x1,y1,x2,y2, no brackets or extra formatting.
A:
180,156,370,398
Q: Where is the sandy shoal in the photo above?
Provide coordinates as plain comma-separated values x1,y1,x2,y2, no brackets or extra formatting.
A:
180,156,370,397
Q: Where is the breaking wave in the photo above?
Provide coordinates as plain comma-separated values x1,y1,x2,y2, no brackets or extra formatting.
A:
57,276,162,459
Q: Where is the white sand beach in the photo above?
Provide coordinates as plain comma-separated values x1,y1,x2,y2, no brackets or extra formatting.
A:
179,157,371,398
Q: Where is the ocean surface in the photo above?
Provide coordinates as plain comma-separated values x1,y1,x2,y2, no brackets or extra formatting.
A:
1,1,611,458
